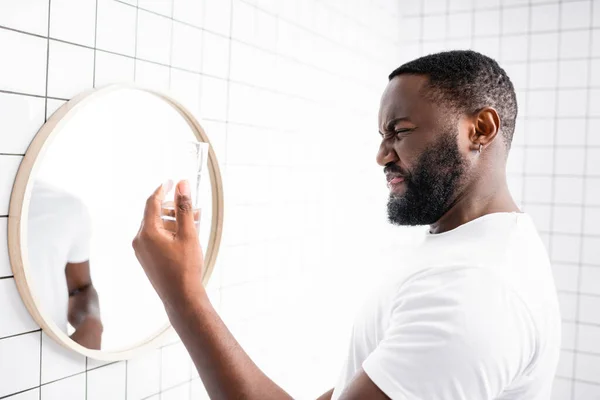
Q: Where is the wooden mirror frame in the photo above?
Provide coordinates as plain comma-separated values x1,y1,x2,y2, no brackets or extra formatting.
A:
7,85,224,361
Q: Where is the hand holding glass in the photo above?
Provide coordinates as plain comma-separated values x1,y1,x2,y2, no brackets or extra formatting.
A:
160,141,209,233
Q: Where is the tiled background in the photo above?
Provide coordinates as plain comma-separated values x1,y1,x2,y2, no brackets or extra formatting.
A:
2,0,597,399
396,0,600,398
0,0,403,399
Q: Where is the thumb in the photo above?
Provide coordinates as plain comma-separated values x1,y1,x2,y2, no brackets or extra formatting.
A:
175,180,196,238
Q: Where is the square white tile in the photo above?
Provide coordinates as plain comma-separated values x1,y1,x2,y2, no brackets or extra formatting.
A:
551,263,579,292
136,10,172,65
87,362,126,400
589,119,600,146
585,178,600,206
0,156,22,215
474,10,499,36
45,99,66,120
0,278,38,338
555,148,586,175
531,4,559,32
530,33,559,61
525,119,554,146
552,205,582,234
591,59,600,87
558,60,589,88
422,15,447,41
0,0,49,36
47,40,94,99
584,207,600,235
161,383,190,400
575,352,600,382
0,218,9,277
96,0,137,57
561,0,591,30
551,234,581,264
591,89,600,117
40,373,85,400
502,7,528,35
557,89,587,118
0,92,45,154
560,30,590,59
528,61,557,89
49,0,96,47
171,22,203,72
580,266,600,295
577,323,600,354
139,0,173,17
527,90,556,117
500,35,528,62
199,76,228,121
551,378,571,400
446,13,471,39
0,29,47,96
424,0,447,13
254,9,277,51
94,51,135,87
135,60,170,92
586,148,600,175
0,332,41,398
582,236,600,265
523,176,552,203
579,294,600,324
204,0,231,36
557,292,578,321
553,176,584,204
169,68,201,114
231,0,255,42
126,348,160,399
525,204,551,231
574,381,600,398
524,147,554,174
556,350,574,378
471,37,500,60
449,0,472,12
161,343,192,389
202,31,230,79
556,118,586,146
561,321,576,350
41,332,85,384
173,0,205,27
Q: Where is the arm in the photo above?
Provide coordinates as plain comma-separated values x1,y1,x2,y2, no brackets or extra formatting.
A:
133,182,390,400
65,261,103,349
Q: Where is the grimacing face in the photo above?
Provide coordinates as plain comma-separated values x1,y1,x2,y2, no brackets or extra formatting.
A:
376,74,473,226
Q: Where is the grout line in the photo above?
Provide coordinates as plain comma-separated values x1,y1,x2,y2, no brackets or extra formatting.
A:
571,1,596,395
140,378,197,400
0,329,42,341
92,0,99,88
0,153,24,157
0,387,39,400
43,0,52,124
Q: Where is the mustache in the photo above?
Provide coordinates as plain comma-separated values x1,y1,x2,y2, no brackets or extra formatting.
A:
384,163,409,178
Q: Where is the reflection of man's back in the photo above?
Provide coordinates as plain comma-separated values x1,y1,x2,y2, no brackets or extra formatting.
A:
28,181,91,333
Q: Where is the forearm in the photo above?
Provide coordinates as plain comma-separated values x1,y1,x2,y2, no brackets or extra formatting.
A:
68,285,101,328
165,286,293,400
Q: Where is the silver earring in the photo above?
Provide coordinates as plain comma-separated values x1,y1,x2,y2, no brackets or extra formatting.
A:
478,144,483,153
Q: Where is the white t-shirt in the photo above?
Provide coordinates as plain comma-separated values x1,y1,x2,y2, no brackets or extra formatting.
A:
27,181,92,333
331,212,561,400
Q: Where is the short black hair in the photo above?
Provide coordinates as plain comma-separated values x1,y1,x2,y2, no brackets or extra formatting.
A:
389,50,518,149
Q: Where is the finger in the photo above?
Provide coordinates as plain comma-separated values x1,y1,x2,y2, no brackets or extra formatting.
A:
175,180,196,238
143,184,166,232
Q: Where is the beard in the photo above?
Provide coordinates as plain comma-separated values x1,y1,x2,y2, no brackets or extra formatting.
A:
387,131,468,226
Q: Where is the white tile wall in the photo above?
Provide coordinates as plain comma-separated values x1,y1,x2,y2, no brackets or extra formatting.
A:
0,1,402,399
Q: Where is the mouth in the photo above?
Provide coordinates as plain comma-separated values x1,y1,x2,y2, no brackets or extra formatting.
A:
386,175,405,190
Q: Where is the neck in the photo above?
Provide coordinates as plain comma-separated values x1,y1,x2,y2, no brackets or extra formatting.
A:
429,173,520,234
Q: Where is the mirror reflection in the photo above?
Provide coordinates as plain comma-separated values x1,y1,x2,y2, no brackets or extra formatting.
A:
26,87,213,352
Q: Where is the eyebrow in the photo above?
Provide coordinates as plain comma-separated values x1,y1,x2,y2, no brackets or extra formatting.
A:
379,117,412,135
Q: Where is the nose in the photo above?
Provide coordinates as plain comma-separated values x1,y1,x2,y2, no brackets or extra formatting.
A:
376,140,398,167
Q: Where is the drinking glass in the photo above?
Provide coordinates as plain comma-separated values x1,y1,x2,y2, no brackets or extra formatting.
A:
160,141,209,233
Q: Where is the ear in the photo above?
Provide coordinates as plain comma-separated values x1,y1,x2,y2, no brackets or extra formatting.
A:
470,107,500,152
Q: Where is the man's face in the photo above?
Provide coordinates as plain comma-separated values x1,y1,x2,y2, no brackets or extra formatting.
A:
377,75,471,226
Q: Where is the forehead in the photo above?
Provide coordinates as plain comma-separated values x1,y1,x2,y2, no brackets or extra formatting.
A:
379,74,435,125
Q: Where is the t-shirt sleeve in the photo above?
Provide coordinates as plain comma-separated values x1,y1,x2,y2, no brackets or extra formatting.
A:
67,199,92,264
362,266,535,400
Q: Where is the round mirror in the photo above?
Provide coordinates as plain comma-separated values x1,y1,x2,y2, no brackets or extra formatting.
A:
8,85,224,360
